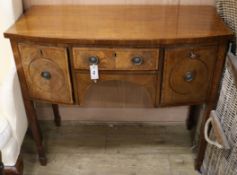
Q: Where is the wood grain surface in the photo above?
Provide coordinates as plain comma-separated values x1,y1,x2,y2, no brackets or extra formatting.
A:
161,44,218,105
18,43,73,104
73,48,159,70
4,5,232,44
5,4,232,170
76,71,158,106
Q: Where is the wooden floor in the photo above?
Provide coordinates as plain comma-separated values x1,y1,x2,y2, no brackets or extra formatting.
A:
22,122,199,175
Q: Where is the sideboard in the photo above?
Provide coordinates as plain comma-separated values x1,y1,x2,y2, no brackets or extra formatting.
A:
4,5,233,171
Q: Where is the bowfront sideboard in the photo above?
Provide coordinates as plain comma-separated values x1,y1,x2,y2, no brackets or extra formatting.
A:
4,5,233,170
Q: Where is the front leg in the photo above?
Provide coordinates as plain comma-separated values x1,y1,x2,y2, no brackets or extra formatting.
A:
10,40,47,166
52,104,61,127
186,105,199,130
24,99,47,166
195,41,229,171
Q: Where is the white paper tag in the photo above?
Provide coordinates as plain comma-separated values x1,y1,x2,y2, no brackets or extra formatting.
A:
90,64,99,80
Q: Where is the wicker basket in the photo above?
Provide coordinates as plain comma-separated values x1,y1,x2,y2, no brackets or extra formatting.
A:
201,1,237,174
216,0,237,54
201,55,237,175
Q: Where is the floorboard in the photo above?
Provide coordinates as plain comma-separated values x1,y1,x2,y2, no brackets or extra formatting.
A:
22,122,199,175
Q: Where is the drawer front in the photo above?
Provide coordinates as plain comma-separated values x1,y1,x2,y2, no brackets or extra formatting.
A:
18,43,73,104
161,45,218,105
76,72,158,106
73,48,159,70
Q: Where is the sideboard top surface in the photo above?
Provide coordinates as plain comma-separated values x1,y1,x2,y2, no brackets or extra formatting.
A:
4,5,233,44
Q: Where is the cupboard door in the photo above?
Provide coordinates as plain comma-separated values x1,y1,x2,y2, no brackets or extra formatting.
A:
161,45,218,105
18,43,73,104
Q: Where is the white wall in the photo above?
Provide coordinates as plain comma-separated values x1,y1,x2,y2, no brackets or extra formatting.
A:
23,0,215,8
0,0,27,145
0,1,22,82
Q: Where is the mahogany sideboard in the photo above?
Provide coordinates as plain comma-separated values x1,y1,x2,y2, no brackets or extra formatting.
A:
4,5,233,171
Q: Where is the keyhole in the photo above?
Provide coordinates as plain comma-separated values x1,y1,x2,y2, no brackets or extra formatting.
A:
39,49,43,57
114,52,117,57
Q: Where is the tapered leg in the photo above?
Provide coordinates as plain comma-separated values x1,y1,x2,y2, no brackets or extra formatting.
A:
195,42,228,171
24,99,47,166
195,103,214,171
186,105,199,130
52,104,61,127
10,40,47,166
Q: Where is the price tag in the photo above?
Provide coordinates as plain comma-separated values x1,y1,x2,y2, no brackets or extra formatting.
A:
90,64,99,82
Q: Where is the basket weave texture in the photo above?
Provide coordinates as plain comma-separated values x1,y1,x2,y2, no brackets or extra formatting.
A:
216,0,237,50
202,58,237,175
201,1,237,174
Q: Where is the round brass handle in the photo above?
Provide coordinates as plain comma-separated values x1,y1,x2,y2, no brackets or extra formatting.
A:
184,71,194,82
131,56,143,65
88,56,99,65
189,52,198,59
41,71,51,80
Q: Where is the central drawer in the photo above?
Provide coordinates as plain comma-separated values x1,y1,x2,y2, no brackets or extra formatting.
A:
75,71,158,106
73,48,159,70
